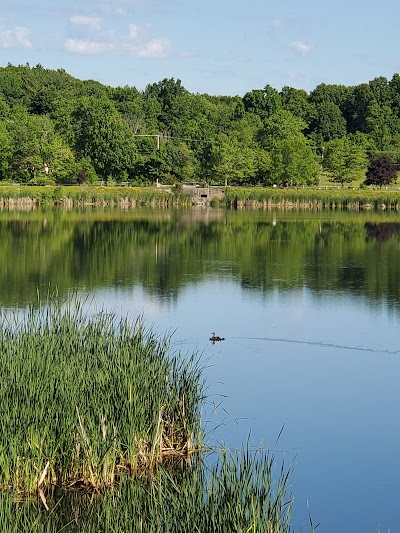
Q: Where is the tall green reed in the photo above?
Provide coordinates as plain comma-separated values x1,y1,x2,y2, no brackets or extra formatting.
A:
0,294,295,532
0,295,204,493
0,446,293,532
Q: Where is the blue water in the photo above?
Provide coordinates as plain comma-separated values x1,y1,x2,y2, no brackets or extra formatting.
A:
3,207,400,532
87,281,400,533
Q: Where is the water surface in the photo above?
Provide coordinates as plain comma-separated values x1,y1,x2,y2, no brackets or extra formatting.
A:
2,206,400,532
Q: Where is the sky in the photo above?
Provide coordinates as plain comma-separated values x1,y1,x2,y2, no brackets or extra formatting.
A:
0,0,400,97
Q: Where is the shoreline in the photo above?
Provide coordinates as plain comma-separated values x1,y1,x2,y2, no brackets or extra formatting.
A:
0,184,399,211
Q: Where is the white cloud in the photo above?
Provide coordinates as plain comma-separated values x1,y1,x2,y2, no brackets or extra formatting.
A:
0,26,32,48
134,38,171,58
65,22,171,58
70,16,102,31
64,39,114,54
127,23,148,40
124,24,170,57
290,41,312,56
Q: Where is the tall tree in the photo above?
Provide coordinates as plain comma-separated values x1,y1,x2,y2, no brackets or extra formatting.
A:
309,83,349,107
258,110,319,186
209,134,256,185
280,86,315,124
0,122,13,179
72,97,138,182
323,135,368,185
309,101,347,142
365,155,397,187
144,78,188,131
243,84,281,119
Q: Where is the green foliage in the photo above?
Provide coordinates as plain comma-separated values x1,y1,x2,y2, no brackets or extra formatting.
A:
280,86,316,123
28,176,56,186
258,110,318,186
71,97,138,182
260,110,307,142
323,135,368,185
243,84,281,118
267,137,319,186
1,63,400,188
310,101,347,142
0,122,13,179
208,134,256,185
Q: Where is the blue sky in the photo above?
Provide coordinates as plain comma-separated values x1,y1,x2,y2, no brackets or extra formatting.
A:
0,0,399,96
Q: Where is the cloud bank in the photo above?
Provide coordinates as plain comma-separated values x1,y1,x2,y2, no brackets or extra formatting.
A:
65,18,171,58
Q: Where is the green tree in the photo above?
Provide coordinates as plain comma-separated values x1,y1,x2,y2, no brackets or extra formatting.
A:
309,101,347,142
257,110,318,186
72,97,138,182
131,153,170,184
309,83,349,107
209,134,256,186
243,85,281,119
280,86,315,124
253,148,272,185
144,78,188,131
161,141,199,182
266,137,319,186
0,122,13,179
323,136,368,185
364,101,394,150
6,112,76,183
344,83,374,133
259,110,307,142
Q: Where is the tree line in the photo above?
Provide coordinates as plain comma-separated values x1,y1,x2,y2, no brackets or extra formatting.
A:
0,63,400,187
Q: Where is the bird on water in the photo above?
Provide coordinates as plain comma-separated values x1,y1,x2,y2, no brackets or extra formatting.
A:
209,332,225,342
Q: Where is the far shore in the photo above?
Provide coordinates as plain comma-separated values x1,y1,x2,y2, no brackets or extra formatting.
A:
0,183,399,211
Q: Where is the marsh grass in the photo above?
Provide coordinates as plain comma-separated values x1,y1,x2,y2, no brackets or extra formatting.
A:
0,185,193,208
224,187,400,211
0,294,295,531
0,447,293,532
0,295,204,494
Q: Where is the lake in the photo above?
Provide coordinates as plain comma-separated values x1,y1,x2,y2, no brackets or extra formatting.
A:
2,206,400,532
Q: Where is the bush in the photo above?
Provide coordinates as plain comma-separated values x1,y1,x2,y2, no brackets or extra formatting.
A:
28,176,56,186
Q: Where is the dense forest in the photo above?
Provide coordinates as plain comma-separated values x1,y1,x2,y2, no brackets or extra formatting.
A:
1,63,400,187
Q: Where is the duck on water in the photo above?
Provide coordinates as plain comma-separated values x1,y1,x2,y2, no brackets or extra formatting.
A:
210,332,225,343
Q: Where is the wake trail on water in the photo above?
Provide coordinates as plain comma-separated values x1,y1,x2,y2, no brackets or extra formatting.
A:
232,336,400,355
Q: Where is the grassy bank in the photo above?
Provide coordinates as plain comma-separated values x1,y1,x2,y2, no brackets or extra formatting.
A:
0,185,193,208
0,295,293,531
223,186,400,211
1,184,400,211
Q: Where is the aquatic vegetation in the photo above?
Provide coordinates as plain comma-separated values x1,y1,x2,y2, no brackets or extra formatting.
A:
0,295,203,494
0,294,294,531
0,448,292,532
0,185,193,208
224,186,400,211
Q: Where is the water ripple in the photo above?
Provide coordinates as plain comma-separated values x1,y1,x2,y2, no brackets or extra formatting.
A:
233,336,400,355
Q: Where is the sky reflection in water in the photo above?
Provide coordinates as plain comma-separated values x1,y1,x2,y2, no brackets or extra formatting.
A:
2,208,400,532
89,281,400,533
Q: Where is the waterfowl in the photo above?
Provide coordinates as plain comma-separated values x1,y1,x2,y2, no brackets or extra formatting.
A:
210,332,225,342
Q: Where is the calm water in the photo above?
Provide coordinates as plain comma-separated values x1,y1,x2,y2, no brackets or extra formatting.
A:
2,206,400,532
